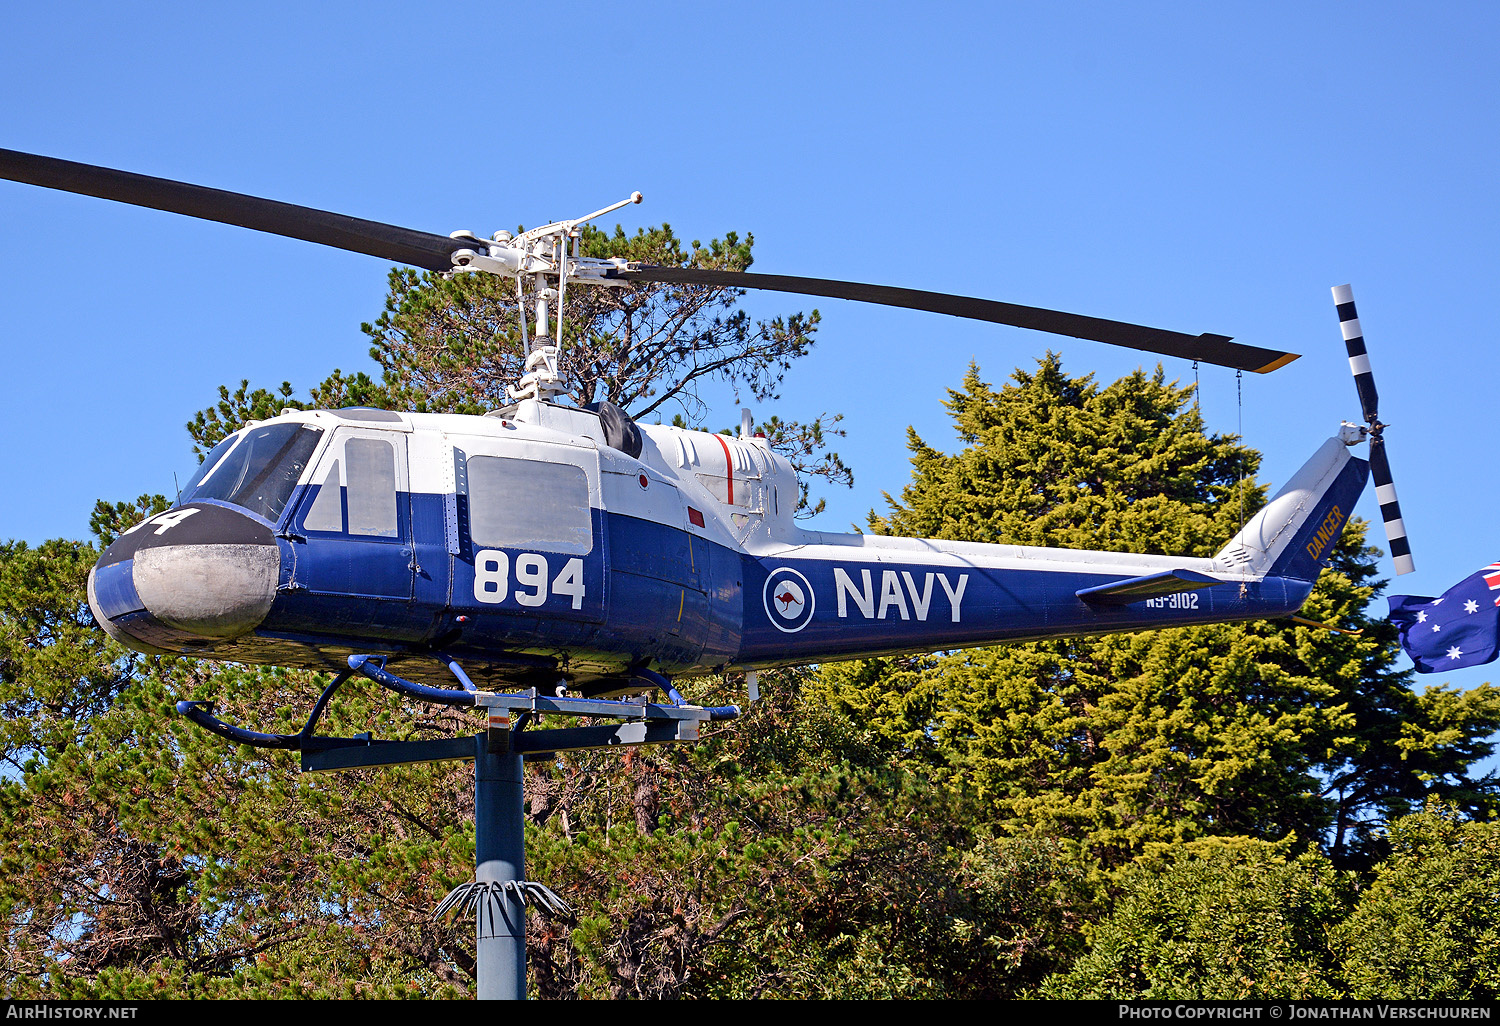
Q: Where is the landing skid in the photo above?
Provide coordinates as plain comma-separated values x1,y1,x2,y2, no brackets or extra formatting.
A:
175,651,739,761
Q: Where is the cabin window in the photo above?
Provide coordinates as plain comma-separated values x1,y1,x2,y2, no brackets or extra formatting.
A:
302,460,343,532
467,456,591,554
346,438,397,538
182,423,323,524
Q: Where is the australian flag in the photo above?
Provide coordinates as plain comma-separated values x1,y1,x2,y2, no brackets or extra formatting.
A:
1389,562,1500,672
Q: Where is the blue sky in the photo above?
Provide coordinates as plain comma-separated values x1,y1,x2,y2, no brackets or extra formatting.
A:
2,2,1497,692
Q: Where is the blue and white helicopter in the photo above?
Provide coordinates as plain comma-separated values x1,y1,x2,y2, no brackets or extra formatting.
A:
0,149,1410,743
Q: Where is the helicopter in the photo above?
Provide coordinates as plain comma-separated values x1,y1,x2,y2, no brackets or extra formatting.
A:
0,148,1411,733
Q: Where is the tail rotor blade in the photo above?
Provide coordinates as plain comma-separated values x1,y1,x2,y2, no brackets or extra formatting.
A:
1332,283,1380,425
1333,283,1413,575
1368,436,1415,575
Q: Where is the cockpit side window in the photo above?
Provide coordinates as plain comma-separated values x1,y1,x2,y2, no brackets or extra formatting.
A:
181,424,323,524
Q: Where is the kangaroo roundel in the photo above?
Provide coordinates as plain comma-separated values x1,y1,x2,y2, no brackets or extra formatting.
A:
764,567,816,633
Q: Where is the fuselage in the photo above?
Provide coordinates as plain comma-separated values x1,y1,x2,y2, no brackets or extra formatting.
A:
87,401,1368,692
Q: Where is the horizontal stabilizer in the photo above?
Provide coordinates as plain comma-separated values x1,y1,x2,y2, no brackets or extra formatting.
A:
1076,569,1227,606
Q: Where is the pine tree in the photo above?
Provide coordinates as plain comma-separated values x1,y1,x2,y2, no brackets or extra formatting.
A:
1337,802,1500,998
1041,837,1351,999
0,544,480,997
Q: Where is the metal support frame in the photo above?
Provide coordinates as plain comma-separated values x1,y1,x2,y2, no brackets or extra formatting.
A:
177,650,734,1000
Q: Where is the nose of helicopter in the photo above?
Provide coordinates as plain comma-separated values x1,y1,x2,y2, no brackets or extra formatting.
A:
87,503,281,653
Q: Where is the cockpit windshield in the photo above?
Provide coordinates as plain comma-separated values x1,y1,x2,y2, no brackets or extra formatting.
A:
181,423,324,523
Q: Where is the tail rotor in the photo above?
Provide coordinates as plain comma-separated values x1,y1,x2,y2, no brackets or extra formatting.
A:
1333,284,1414,575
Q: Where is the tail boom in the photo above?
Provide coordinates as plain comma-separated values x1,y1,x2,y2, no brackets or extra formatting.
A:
731,436,1366,668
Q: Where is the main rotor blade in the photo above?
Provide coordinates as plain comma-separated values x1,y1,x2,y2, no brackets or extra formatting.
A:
614,266,1299,374
0,148,1302,375
0,148,466,273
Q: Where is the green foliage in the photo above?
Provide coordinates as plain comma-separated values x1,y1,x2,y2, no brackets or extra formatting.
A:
0,635,478,997
0,539,133,763
1042,838,1351,999
521,668,1098,998
186,381,304,462
1338,803,1500,998
0,597,1092,1000
923,835,1100,997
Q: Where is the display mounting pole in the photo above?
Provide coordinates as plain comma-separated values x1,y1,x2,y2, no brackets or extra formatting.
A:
284,668,739,1001
474,735,526,1000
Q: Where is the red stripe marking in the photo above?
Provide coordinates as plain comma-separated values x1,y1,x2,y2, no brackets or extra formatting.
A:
714,433,734,505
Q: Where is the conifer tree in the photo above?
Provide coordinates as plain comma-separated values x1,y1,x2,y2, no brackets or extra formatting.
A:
1041,837,1351,999
1337,803,1500,998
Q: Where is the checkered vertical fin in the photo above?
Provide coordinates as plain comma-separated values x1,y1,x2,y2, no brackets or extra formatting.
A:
1333,284,1413,575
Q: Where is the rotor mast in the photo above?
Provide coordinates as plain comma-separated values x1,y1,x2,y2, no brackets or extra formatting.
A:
446,192,644,403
